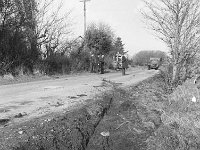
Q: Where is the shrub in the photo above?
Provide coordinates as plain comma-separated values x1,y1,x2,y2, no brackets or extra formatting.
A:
69,50,90,72
160,63,174,93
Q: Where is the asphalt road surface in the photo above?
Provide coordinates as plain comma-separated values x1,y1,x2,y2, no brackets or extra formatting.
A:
0,68,158,125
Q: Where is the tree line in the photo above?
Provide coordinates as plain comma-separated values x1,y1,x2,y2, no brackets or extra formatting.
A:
0,0,126,76
132,50,167,66
2,0,199,87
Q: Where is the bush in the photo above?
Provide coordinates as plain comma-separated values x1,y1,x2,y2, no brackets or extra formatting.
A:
35,54,71,75
0,61,13,76
160,63,174,93
33,48,93,75
69,50,90,72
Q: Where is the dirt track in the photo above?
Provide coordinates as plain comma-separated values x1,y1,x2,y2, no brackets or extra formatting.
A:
0,68,158,125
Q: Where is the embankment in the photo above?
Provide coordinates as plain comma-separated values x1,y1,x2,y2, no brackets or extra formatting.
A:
0,74,167,150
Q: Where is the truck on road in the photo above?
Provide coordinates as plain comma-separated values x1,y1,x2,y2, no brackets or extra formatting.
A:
147,58,162,70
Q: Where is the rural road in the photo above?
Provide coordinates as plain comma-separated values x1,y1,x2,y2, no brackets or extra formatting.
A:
0,68,158,125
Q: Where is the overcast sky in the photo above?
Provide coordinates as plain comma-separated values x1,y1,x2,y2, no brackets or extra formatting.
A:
62,0,169,56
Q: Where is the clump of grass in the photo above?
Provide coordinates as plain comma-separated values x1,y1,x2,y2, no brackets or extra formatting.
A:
147,125,179,150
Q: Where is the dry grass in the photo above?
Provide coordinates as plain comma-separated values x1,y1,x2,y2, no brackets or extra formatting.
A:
123,73,200,150
163,80,200,127
149,77,200,150
89,73,200,150
0,75,51,85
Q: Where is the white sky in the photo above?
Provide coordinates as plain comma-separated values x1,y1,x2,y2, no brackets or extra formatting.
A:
61,0,169,56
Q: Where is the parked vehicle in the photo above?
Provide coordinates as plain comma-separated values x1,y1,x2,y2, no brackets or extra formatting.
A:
113,53,128,70
113,53,123,70
148,58,161,70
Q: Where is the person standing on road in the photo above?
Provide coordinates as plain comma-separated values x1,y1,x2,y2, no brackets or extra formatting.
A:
99,55,105,74
122,55,128,75
90,54,95,73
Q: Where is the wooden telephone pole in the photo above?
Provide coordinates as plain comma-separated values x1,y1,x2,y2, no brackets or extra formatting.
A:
80,0,90,35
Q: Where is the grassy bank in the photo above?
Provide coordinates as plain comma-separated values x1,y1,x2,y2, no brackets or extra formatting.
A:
87,74,200,150
86,74,166,150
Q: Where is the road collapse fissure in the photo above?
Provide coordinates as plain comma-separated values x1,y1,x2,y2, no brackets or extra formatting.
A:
0,92,114,150
1,74,164,150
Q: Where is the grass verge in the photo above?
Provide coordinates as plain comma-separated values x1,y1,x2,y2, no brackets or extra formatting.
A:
87,74,200,150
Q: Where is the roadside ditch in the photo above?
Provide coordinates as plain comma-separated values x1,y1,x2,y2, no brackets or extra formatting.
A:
0,74,168,150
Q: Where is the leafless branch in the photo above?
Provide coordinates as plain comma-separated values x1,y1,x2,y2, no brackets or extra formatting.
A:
142,0,200,82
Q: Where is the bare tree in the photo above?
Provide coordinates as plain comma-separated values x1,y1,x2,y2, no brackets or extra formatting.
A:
142,0,200,83
35,0,72,56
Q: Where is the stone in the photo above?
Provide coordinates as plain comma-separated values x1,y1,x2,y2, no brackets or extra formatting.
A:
0,118,10,125
100,131,110,137
143,121,155,129
14,112,27,118
18,131,23,134
192,96,197,103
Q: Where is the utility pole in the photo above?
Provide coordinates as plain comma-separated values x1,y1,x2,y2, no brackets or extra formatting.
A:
80,0,90,35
